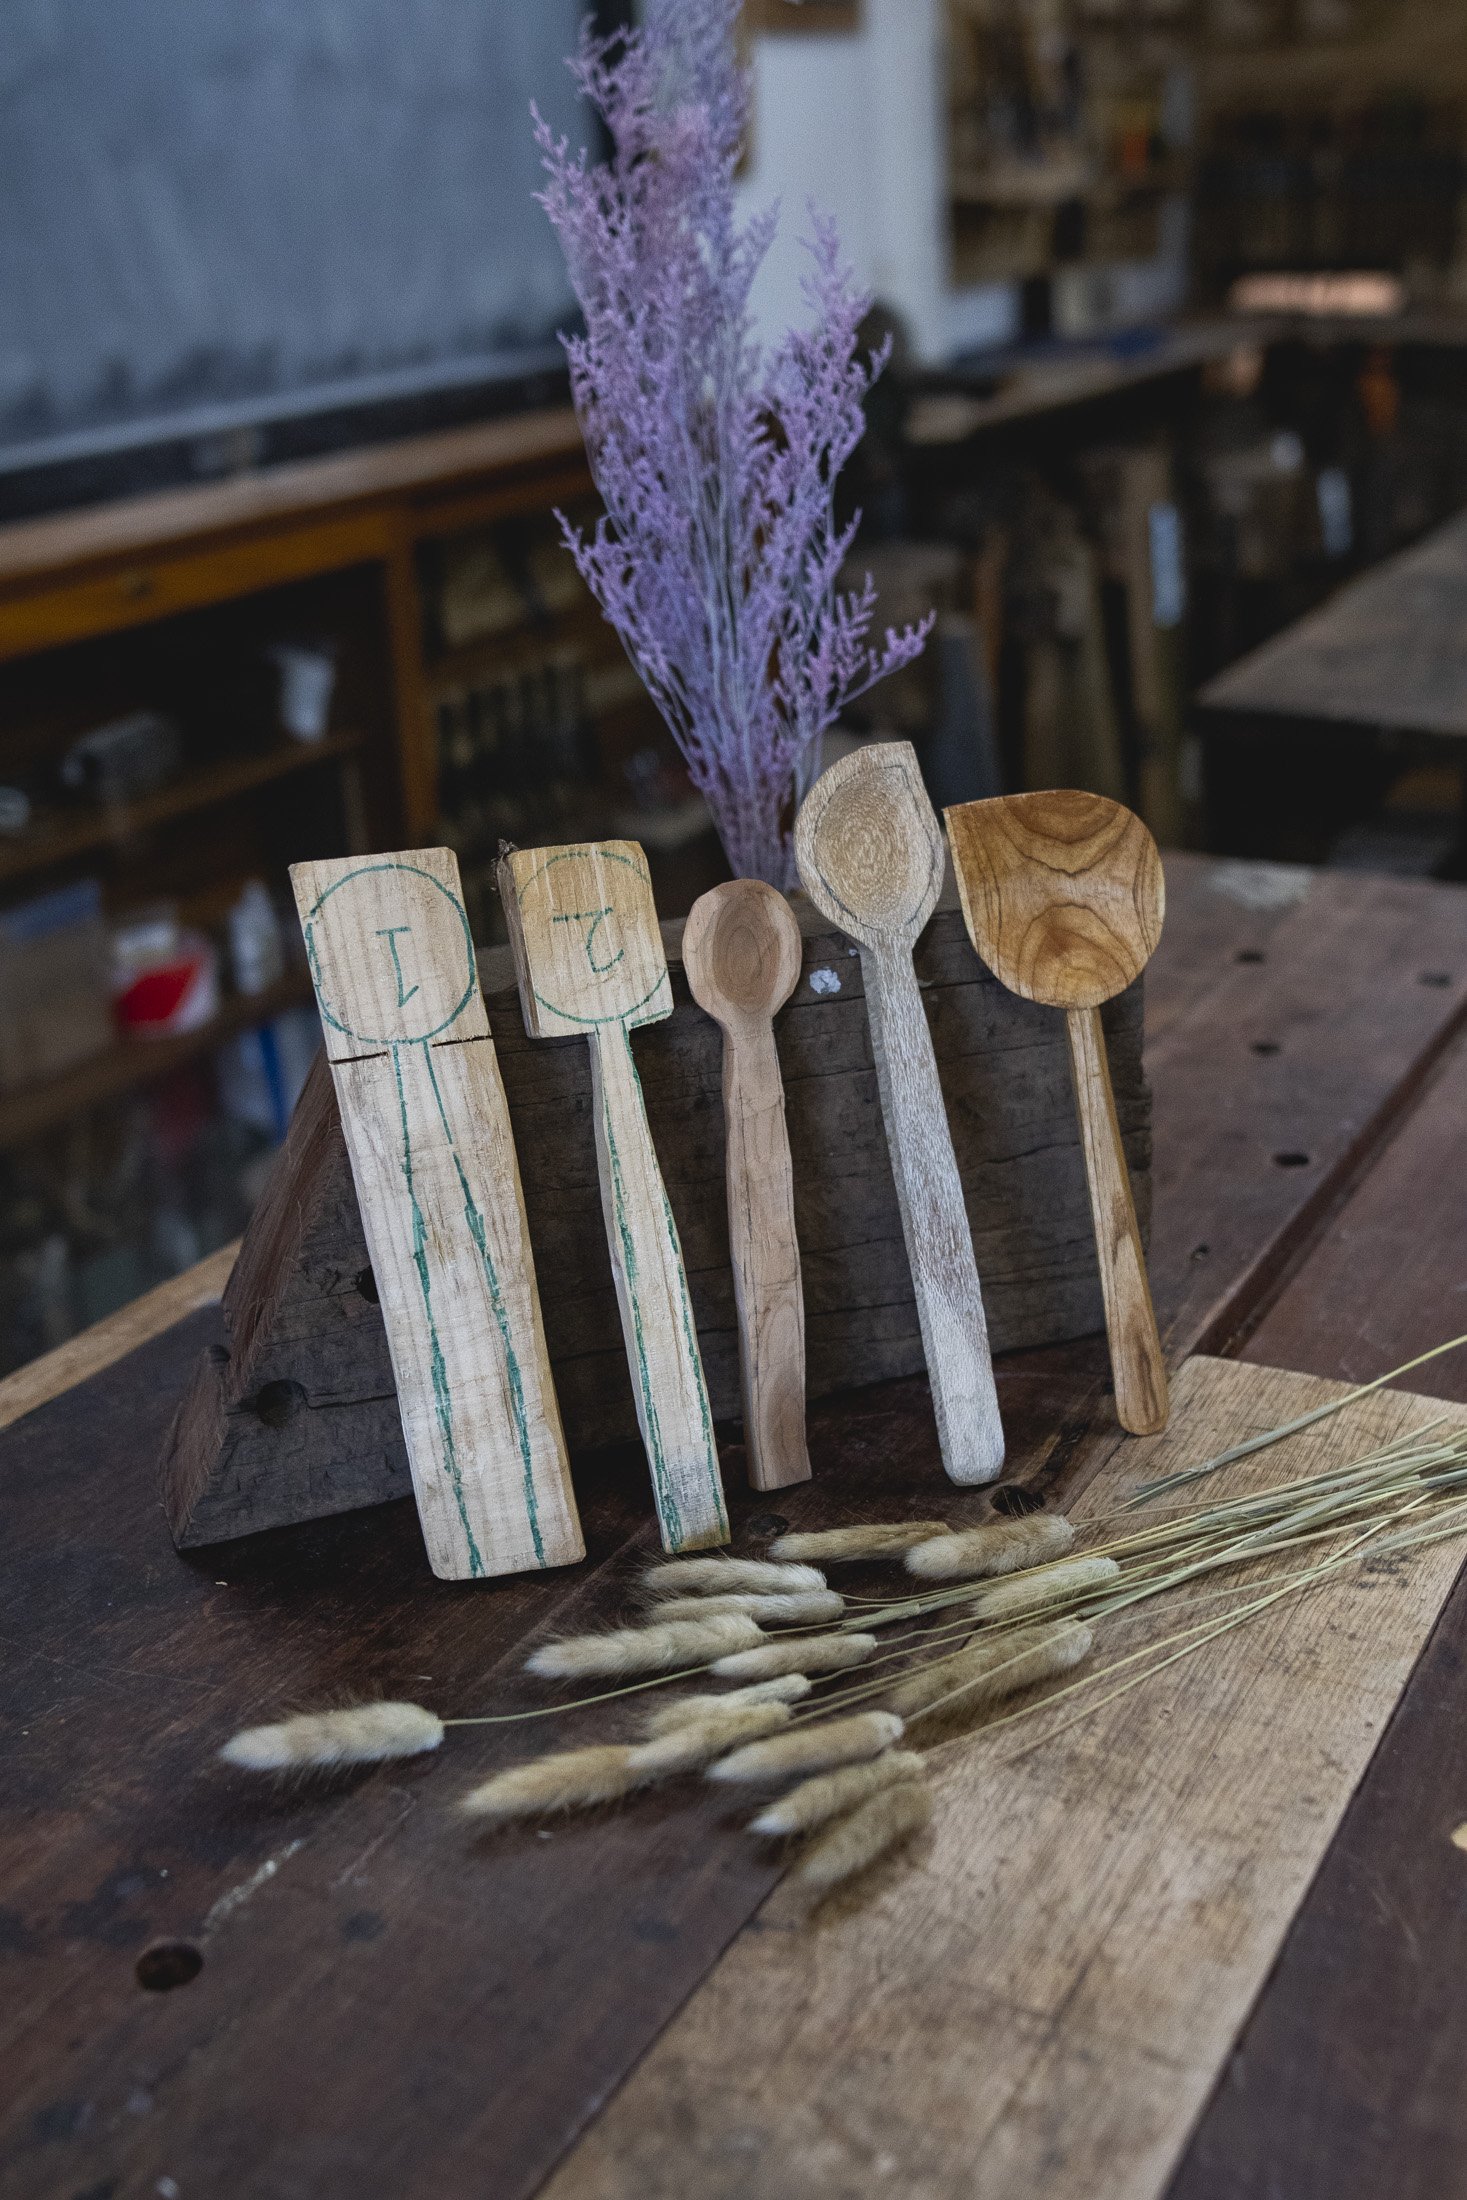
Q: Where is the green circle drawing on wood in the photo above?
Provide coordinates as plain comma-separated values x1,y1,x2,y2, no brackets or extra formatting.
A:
305,863,479,1047
519,847,669,1030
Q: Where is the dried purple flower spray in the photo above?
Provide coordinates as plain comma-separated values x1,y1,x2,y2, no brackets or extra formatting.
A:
533,0,933,887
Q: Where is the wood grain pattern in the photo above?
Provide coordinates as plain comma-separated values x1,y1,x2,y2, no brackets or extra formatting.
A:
797,742,1004,1485
539,1358,1467,2200
949,791,1168,1433
683,880,811,1494
291,848,582,1580
500,841,728,1554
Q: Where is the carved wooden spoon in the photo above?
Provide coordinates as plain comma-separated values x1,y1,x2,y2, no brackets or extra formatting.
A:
684,879,812,1493
795,741,1005,1485
945,789,1168,1435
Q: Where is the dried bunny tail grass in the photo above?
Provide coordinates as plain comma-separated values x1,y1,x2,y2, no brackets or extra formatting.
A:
768,1522,951,1565
221,1702,444,1772
708,1710,904,1785
712,1633,878,1682
526,1613,762,1682
905,1513,1075,1582
460,1746,636,1823
750,1751,925,1837
967,1554,1119,1623
790,1780,933,1896
627,1703,793,1778
651,1591,845,1626
641,1558,826,1599
889,1621,1093,1729
642,1677,813,1736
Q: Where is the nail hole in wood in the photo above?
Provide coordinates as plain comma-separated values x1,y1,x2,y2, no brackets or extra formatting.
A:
746,1514,790,1539
355,1266,380,1304
135,1942,202,1992
1274,1151,1312,1169
1236,950,1266,964
1191,1243,1211,1261
252,1379,307,1429
1420,972,1452,989
1252,1040,1281,1056
992,1486,1046,1517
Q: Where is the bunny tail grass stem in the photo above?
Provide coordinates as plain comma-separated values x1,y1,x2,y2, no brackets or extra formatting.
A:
221,1703,444,1772
1126,1331,1467,1506
966,1554,1120,1622
713,1633,877,1681
894,1622,1093,1731
789,1781,933,1895
642,1677,813,1736
460,1746,638,1823
526,1613,762,1681
751,1751,926,1836
649,1591,845,1626
709,1711,904,1784
641,1558,827,1598
904,1513,1075,1582
628,1702,793,1778
769,1523,952,1564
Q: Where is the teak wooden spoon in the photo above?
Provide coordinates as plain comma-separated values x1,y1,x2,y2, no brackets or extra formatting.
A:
795,740,1005,1485
499,840,729,1553
684,878,812,1494
945,788,1169,1435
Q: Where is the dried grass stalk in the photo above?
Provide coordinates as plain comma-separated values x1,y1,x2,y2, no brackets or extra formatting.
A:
708,1710,904,1784
651,1590,845,1626
527,1613,763,1681
642,1558,826,1598
790,1780,933,1895
768,1522,951,1564
750,1751,925,1836
886,1620,1093,1729
967,1554,1119,1622
642,1677,813,1736
905,1513,1075,1581
460,1746,637,1822
712,1633,878,1682
628,1702,793,1778
220,1703,444,1772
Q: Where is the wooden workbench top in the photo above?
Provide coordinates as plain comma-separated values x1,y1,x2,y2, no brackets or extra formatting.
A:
1199,505,1467,738
3,852,1467,2200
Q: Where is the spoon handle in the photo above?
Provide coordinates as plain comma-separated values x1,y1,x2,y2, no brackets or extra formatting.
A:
1065,1006,1169,1436
591,1024,730,1551
722,1017,812,1493
863,940,1005,1484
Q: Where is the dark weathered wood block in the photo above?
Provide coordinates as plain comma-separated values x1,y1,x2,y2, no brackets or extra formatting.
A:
162,887,1150,1546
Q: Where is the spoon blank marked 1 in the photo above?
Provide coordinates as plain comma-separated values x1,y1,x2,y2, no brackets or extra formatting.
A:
291,848,584,1581
794,741,1005,1486
684,879,812,1494
499,840,729,1553
945,788,1169,1436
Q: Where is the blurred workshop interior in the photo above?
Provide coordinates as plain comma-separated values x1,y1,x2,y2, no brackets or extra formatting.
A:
0,0,1464,1372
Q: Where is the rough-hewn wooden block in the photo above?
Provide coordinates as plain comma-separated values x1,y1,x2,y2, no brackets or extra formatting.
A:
161,887,1150,1546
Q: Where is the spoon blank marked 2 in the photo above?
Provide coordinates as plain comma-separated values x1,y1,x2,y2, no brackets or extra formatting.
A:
292,848,583,1581
684,879,812,1493
795,742,1005,1486
945,788,1169,1436
500,840,729,1553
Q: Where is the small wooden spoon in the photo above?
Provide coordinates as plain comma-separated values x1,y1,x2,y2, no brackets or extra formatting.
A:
795,741,1005,1485
945,789,1168,1435
684,879,812,1493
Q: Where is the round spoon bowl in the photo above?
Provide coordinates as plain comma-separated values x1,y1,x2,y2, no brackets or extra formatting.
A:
795,745,945,950
684,879,803,1032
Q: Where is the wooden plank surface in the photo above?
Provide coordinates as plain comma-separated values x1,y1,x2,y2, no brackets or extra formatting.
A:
5,857,1467,2200
1198,507,1467,736
1166,1018,1467,2200
538,1358,1467,2200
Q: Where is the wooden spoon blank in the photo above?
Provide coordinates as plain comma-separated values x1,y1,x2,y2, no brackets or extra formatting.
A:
795,742,1005,1485
945,789,1168,1436
684,880,811,1493
499,841,730,1552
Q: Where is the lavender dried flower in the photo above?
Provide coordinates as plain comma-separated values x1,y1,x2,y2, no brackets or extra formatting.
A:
533,0,932,886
